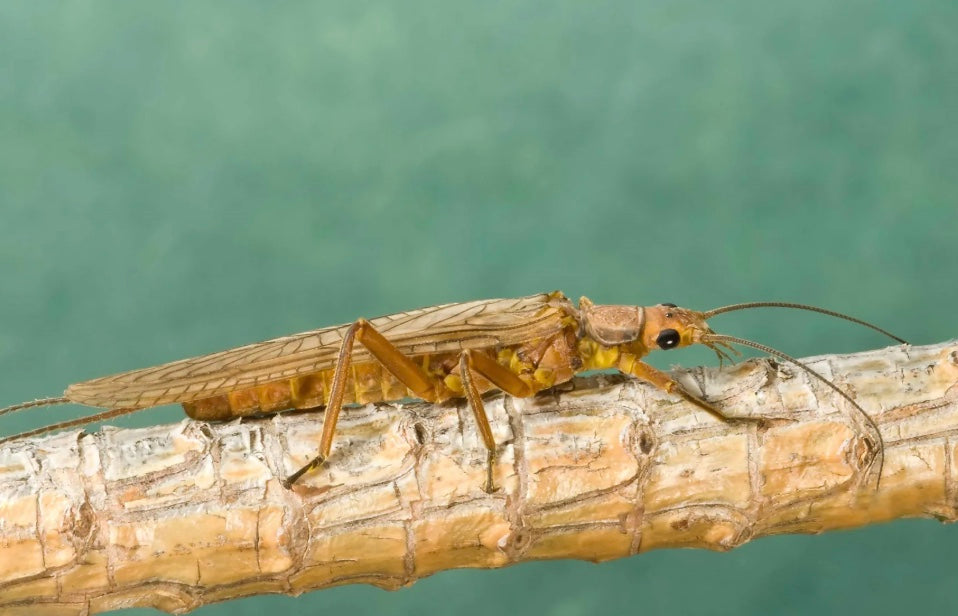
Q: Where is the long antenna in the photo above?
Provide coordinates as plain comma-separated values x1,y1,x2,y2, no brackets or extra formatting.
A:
701,302,908,344
702,333,884,484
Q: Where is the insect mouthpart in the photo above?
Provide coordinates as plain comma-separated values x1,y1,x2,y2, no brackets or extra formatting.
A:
699,334,741,365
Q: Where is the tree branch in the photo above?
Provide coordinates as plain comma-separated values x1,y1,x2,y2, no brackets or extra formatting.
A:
1,340,957,615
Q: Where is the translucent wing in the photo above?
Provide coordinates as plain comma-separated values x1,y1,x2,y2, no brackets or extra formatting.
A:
65,292,574,408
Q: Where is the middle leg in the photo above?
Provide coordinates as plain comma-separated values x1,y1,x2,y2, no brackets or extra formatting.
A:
458,349,533,493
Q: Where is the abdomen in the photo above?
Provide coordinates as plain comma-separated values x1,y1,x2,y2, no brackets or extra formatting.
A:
183,360,420,420
182,329,579,421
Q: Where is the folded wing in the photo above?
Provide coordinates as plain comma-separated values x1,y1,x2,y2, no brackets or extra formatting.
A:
65,292,573,409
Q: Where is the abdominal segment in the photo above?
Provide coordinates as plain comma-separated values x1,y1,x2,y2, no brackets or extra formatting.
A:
181,331,578,422
182,360,421,420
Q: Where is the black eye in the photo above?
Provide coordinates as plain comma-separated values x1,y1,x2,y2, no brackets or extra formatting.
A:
656,329,680,350
661,303,677,307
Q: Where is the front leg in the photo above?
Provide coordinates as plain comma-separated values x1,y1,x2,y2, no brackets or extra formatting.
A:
617,353,731,422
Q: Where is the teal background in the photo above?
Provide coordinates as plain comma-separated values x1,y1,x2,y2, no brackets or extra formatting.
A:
1,1,956,614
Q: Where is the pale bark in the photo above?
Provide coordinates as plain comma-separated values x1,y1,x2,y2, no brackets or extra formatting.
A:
1,340,957,615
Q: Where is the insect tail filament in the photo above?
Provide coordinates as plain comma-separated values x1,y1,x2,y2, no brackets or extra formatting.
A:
0,396,71,417
0,405,141,444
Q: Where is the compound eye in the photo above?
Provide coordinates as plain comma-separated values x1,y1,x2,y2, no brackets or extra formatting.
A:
656,328,681,350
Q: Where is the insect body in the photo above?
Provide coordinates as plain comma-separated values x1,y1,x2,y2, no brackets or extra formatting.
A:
0,292,907,491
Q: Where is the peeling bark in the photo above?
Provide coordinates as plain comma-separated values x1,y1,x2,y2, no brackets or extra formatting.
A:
1,340,957,615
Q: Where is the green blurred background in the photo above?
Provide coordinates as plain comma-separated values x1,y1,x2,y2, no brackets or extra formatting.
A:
2,1,956,614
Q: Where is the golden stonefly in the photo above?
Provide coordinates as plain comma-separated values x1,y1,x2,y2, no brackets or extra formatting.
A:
0,292,907,491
